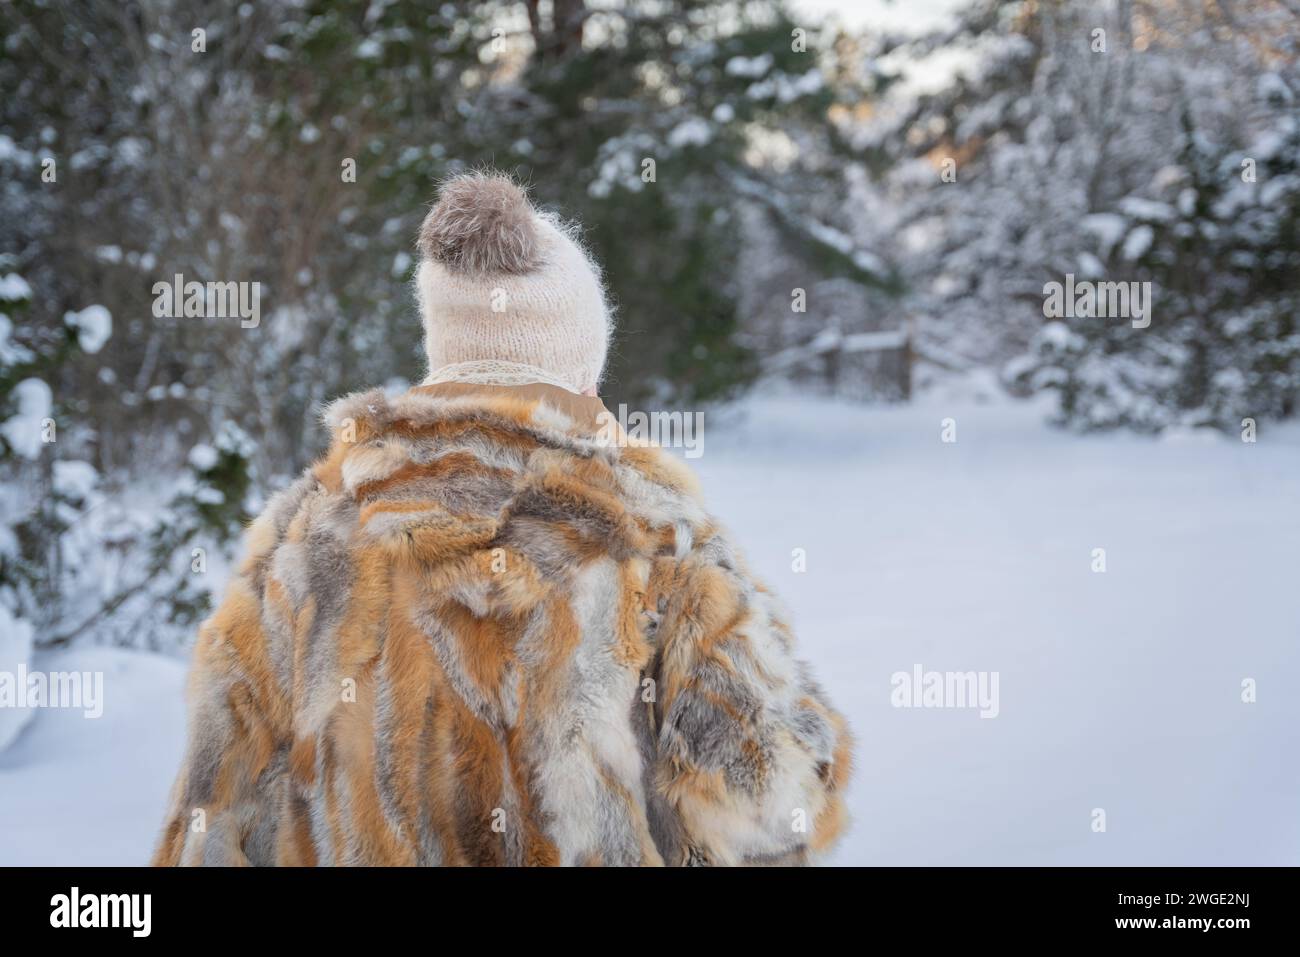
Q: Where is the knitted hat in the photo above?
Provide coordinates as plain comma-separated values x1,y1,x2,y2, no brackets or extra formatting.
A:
414,171,612,395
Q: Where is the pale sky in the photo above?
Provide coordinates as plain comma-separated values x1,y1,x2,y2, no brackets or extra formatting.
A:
790,0,966,34
788,0,975,93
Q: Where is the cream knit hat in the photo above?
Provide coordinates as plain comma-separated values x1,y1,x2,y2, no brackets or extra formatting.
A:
414,171,612,395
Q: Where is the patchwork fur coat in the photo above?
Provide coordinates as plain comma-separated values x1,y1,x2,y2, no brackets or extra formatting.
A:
153,382,851,866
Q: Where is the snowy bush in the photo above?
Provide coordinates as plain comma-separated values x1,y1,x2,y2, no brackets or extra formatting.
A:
0,600,34,751
1011,112,1300,432
847,0,1300,433
0,260,254,659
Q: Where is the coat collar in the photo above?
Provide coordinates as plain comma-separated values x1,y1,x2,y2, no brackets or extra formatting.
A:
410,380,612,433
322,380,613,444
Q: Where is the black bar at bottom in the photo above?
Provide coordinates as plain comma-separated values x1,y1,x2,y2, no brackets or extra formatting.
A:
0,866,1279,942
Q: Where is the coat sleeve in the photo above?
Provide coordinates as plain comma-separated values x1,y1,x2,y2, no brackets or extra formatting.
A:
650,524,853,866
152,523,291,866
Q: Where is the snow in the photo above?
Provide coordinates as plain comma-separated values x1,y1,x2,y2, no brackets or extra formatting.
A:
0,273,32,302
0,314,34,366
187,442,219,471
1257,71,1294,103
804,219,886,275
1,393,1296,865
693,393,1300,865
1118,196,1176,223
1076,251,1105,278
1037,320,1078,350
52,460,98,501
194,486,225,505
0,647,186,865
842,329,908,352
1,377,52,459
667,118,712,149
0,604,35,751
1081,213,1127,256
215,420,256,459
746,69,825,103
65,304,113,354
1121,224,1154,260
725,53,773,79
769,327,908,373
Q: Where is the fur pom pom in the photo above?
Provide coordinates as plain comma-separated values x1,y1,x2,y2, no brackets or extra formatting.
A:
418,171,540,275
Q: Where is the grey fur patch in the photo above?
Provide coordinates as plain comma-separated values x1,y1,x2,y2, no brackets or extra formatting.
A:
243,745,288,865
372,651,412,848
416,610,504,733
497,516,581,582
182,675,235,808
260,588,296,696
509,478,635,561
415,696,445,866
309,736,336,866
695,648,764,718
788,699,836,764
362,468,516,518
297,495,358,732
630,685,685,863
201,817,240,866
662,691,748,772
418,171,540,276
696,532,738,572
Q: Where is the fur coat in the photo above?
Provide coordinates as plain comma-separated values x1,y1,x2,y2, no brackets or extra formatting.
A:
153,382,852,866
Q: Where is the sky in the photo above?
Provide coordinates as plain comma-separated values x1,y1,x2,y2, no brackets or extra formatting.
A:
791,0,966,34
792,0,975,93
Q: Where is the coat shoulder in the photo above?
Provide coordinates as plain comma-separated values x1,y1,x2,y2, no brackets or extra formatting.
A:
314,386,710,538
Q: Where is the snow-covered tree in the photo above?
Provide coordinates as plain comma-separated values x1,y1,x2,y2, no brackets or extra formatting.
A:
846,0,1300,429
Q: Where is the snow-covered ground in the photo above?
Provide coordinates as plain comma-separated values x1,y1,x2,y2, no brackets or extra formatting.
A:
701,393,1300,865
2,393,1297,866
0,646,186,866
